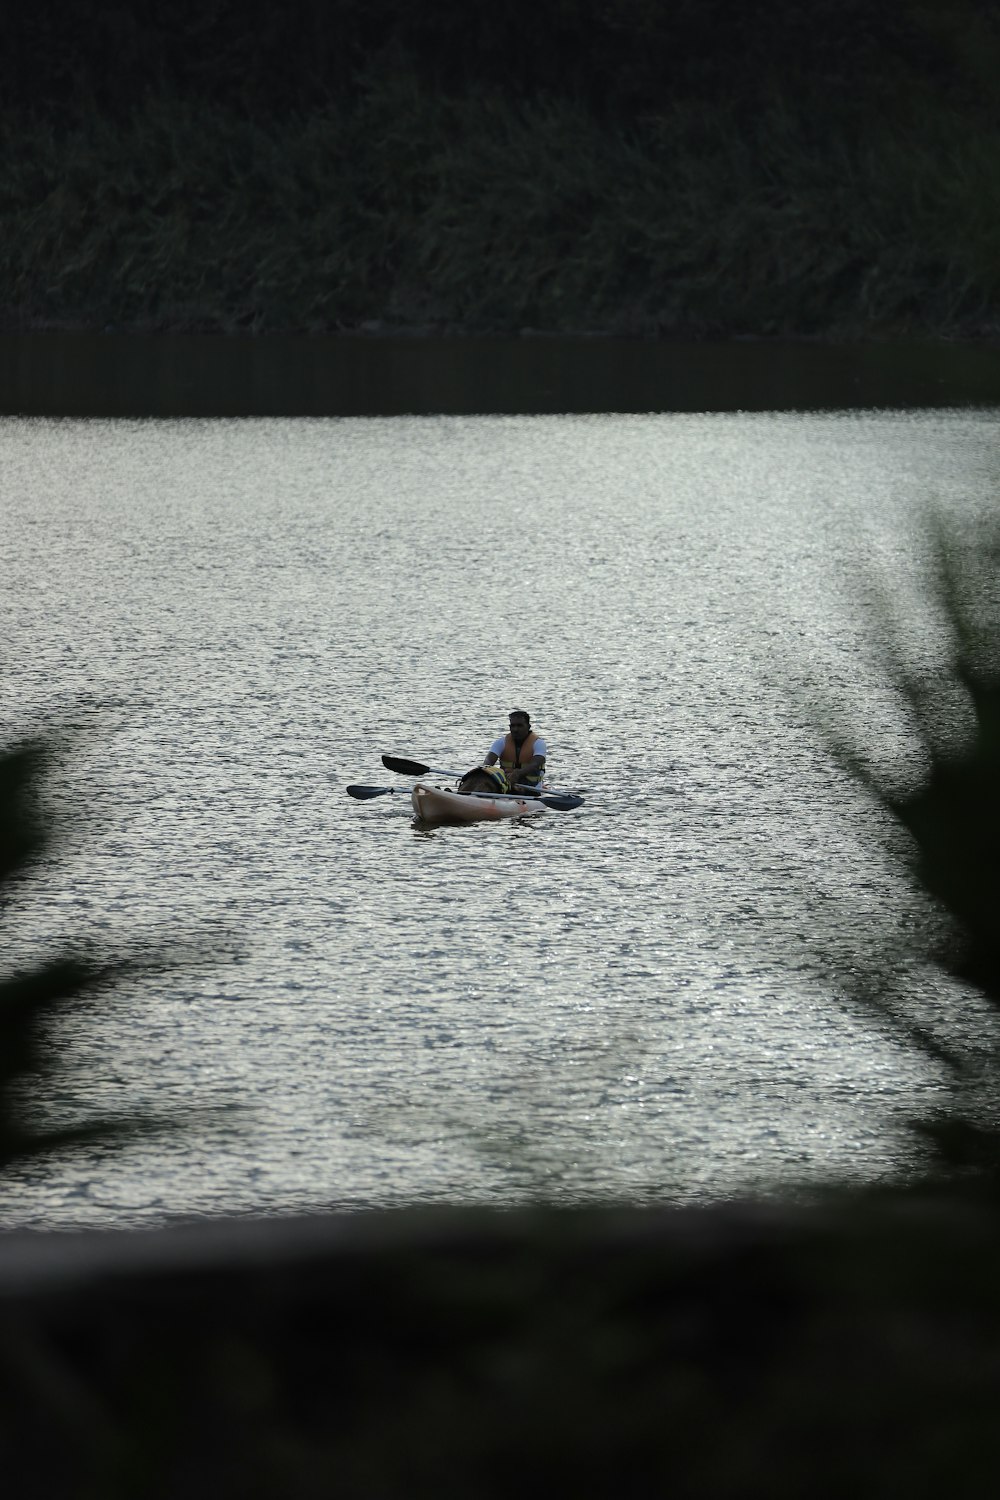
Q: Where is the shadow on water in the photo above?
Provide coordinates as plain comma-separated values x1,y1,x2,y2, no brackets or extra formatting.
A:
2,333,1000,416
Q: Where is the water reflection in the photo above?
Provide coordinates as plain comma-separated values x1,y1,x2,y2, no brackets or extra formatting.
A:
1,409,998,1225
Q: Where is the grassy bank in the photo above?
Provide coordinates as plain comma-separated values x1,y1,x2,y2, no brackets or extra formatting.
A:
2,1,1000,338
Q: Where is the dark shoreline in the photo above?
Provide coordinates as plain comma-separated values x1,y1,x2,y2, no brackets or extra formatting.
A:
3,332,1000,417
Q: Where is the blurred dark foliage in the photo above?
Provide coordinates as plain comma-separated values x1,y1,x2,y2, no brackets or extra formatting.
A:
2,1198,1000,1498
844,518,1000,1174
3,0,998,123
891,661,1000,1005
0,742,167,1169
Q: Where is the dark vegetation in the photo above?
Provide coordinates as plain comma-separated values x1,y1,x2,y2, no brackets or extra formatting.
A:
2,0,1000,337
2,515,1000,1493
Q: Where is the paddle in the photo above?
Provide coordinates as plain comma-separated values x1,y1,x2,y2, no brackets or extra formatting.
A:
380,753,581,802
348,783,583,811
382,755,463,778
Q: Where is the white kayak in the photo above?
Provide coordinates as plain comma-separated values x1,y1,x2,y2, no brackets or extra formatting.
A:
411,782,549,823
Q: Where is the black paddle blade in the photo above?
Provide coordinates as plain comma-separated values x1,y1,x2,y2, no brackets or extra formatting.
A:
539,794,584,811
382,755,428,776
346,784,395,799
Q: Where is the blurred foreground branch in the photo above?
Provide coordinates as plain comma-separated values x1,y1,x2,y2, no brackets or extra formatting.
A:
0,740,176,1171
839,516,1000,1174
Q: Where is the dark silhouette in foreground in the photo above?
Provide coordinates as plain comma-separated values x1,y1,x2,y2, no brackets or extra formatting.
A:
836,519,1000,1177
0,743,169,1169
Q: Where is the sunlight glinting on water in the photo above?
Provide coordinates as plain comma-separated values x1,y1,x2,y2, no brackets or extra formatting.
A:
1,409,997,1225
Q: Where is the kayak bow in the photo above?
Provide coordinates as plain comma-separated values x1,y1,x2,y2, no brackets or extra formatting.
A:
411,782,548,822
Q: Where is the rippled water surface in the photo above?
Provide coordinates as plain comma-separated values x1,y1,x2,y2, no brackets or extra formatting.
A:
2,410,998,1226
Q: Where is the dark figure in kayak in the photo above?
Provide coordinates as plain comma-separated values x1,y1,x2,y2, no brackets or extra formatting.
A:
457,765,511,795
484,709,547,788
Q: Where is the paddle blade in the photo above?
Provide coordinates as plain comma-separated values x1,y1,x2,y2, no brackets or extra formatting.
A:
539,794,584,811
382,755,429,776
346,784,395,799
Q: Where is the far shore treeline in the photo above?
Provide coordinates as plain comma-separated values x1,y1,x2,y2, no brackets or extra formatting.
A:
2,0,1000,338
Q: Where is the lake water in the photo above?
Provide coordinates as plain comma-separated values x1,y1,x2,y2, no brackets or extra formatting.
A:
2,408,998,1228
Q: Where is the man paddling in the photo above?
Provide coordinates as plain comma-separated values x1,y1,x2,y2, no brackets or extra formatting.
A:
484,709,547,789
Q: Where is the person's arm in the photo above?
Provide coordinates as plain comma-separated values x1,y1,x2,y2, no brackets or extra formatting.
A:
484,736,505,767
510,754,545,785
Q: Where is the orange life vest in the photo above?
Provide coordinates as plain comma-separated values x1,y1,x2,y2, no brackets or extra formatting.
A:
500,731,544,784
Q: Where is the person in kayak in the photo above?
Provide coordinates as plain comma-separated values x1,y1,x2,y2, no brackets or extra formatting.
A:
484,709,547,788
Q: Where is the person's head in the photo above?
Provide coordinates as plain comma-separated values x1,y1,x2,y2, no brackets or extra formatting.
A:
508,708,531,740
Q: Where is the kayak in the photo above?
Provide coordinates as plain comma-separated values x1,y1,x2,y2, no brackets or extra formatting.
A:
411,782,548,823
